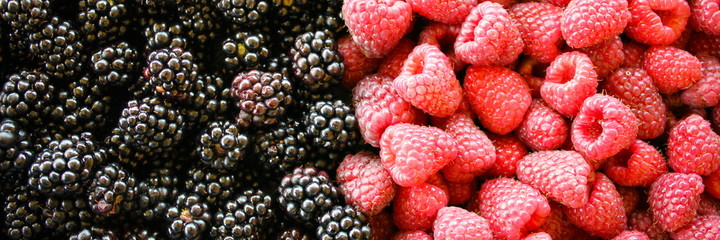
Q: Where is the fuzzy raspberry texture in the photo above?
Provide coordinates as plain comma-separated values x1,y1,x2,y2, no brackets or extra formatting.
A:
649,172,704,232
621,40,647,68
446,181,476,206
393,183,448,231
627,210,671,240
517,150,591,208
541,51,598,118
516,57,548,98
418,23,465,72
682,53,720,108
486,133,528,177
602,67,667,139
611,231,650,240
509,2,563,63
394,44,463,117
643,45,703,95
672,215,720,240
380,123,457,187
339,35,381,89
577,35,625,79
616,186,642,214
353,74,426,147
368,211,394,240
464,65,531,135
454,1,524,66
667,114,720,176
688,32,720,58
432,109,496,183
433,206,492,240
477,178,551,240
393,230,433,240
516,99,568,151
377,38,415,78
604,140,667,187
560,0,631,48
336,152,395,216
563,173,627,239
342,0,413,58
572,94,639,165
407,0,476,24
690,0,720,34
706,170,720,199
625,0,690,45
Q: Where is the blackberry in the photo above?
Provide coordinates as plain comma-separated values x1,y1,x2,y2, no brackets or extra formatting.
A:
118,97,185,154
263,53,291,77
136,0,177,7
68,226,118,240
275,226,311,240
28,17,85,78
230,70,293,128
252,119,310,174
0,70,55,127
196,120,248,171
316,205,371,240
303,100,360,152
214,0,276,27
210,188,276,239
42,196,95,236
221,31,271,71
144,47,198,101
123,226,163,240
181,74,231,130
0,118,35,181
4,185,45,240
277,166,339,227
27,133,107,197
77,0,130,46
136,168,180,220
87,163,137,217
49,75,112,134
128,3,177,41
165,193,212,240
290,30,344,92
0,0,51,33
178,0,220,48
90,42,139,87
184,166,238,206
143,22,188,51
103,127,153,171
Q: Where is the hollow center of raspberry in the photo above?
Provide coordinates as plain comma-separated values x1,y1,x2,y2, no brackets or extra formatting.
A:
585,119,603,141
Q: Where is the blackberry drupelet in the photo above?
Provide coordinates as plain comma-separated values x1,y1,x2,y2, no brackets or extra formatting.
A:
290,30,344,92
118,97,185,154
196,120,248,171
0,0,51,33
253,119,310,174
144,47,198,101
136,168,180,220
277,166,340,228
316,205,372,240
221,31,271,71
178,0,220,48
184,166,238,206
210,188,276,239
143,22,187,51
303,100,360,152
49,74,112,134
42,196,95,236
0,118,34,181
4,185,45,240
91,42,139,87
87,163,137,217
77,0,129,46
68,226,118,240
181,74,231,130
0,70,55,127
28,17,85,78
230,70,293,128
165,193,212,240
213,0,276,27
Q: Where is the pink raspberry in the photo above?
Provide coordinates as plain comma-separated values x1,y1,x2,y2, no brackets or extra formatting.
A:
418,23,465,72
377,37,415,78
625,0,690,45
616,186,642,214
602,67,667,139
643,45,703,95
439,165,475,184
338,35,381,89
407,0,476,24
476,178,551,240
689,0,720,35
509,2,563,63
603,139,668,187
560,0,631,48
368,211,395,240
517,150,592,208
563,173,627,239
393,230,432,240
352,74,426,147
687,31,720,58
571,94,639,165
649,172,704,232
668,114,720,176
577,35,625,79
611,231,650,240
464,65,532,135
705,170,720,200
516,99,568,151
446,181,476,206
425,172,449,195
342,0,413,58
681,53,720,108
537,203,583,240
336,151,395,216
433,206,493,240
394,44,463,117
516,57,549,98
628,210,671,240
541,51,598,118
698,194,720,216
522,232,552,240
392,183,448,231
545,0,571,7
486,133,528,178
432,109,496,182
671,215,720,240
621,40,647,68
380,123,457,187
454,1,524,66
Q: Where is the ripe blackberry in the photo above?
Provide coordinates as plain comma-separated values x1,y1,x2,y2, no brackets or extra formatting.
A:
28,17,85,78
303,100,360,152
136,0,178,7
68,226,118,240
181,74,231,130
91,42,139,87
0,118,35,181
165,193,212,240
184,166,238,206
278,166,340,227
136,168,180,220
290,30,344,92
103,127,154,171
0,0,51,33
230,70,293,128
253,119,310,174
263,53,291,77
178,0,220,48
221,31,271,71
28,133,107,197
49,75,112,134
275,224,311,240
123,226,163,240
4,185,45,240
77,0,130,46
143,22,187,51
42,196,95,235
210,188,276,239
311,1,344,37
196,120,248,171
118,97,185,154
214,0,276,27
0,70,55,127
87,163,137,217
316,205,372,240
144,47,198,101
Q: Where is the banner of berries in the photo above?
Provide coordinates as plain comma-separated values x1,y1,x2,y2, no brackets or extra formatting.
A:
0,0,719,239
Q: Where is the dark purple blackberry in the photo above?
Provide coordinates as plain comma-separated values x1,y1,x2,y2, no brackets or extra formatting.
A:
289,30,344,92
4,185,45,240
196,120,248,171
303,100,360,152
28,17,85,78
136,0,177,7
128,75,155,100
0,118,34,181
0,70,55,127
178,0,220,48
221,31,271,71
184,166,238,206
118,97,185,154
274,223,311,240
102,127,154,171
0,0,52,33
210,188,276,239
128,3,177,40
316,205,371,240
136,168,179,221
122,226,163,240
165,193,212,240
91,42,139,87
42,196,95,236
49,75,112,134
277,166,339,228
77,0,130,46
181,74,231,130
143,22,188,52
214,0,275,27
87,163,137,217
230,70,293,128
263,53,291,77
144,47,198,101
252,119,310,174
68,226,118,240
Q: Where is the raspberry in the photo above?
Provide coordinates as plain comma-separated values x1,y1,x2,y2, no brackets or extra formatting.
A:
545,0,571,7
628,210,671,240
517,150,592,208
560,0,631,48
509,2,563,63
516,99,569,151
432,109,496,182
537,203,583,240
407,0,476,24
446,181,476,206
667,114,720,175
681,53,720,108
454,1,524,66
603,139,668,187
621,40,647,68
625,0,691,45
464,65,532,135
379,123,457,187
706,170,720,199
368,210,395,240
563,173,627,239
611,231,650,240
698,194,720,216
523,232,552,240
392,183,448,231
669,27,693,49
352,74,426,147
690,0,720,35
648,172,704,232
516,57,549,98
433,206,493,240
577,35,625,79
616,186,642,214
541,51,598,117
424,172,450,195
602,67,667,139
418,23,465,72
643,45,703,94
486,133,529,177
377,37,416,78
393,44,463,117
342,0,414,58
393,230,433,240
338,35,381,89
476,178,551,240
336,151,395,216
671,215,720,240
687,31,720,58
